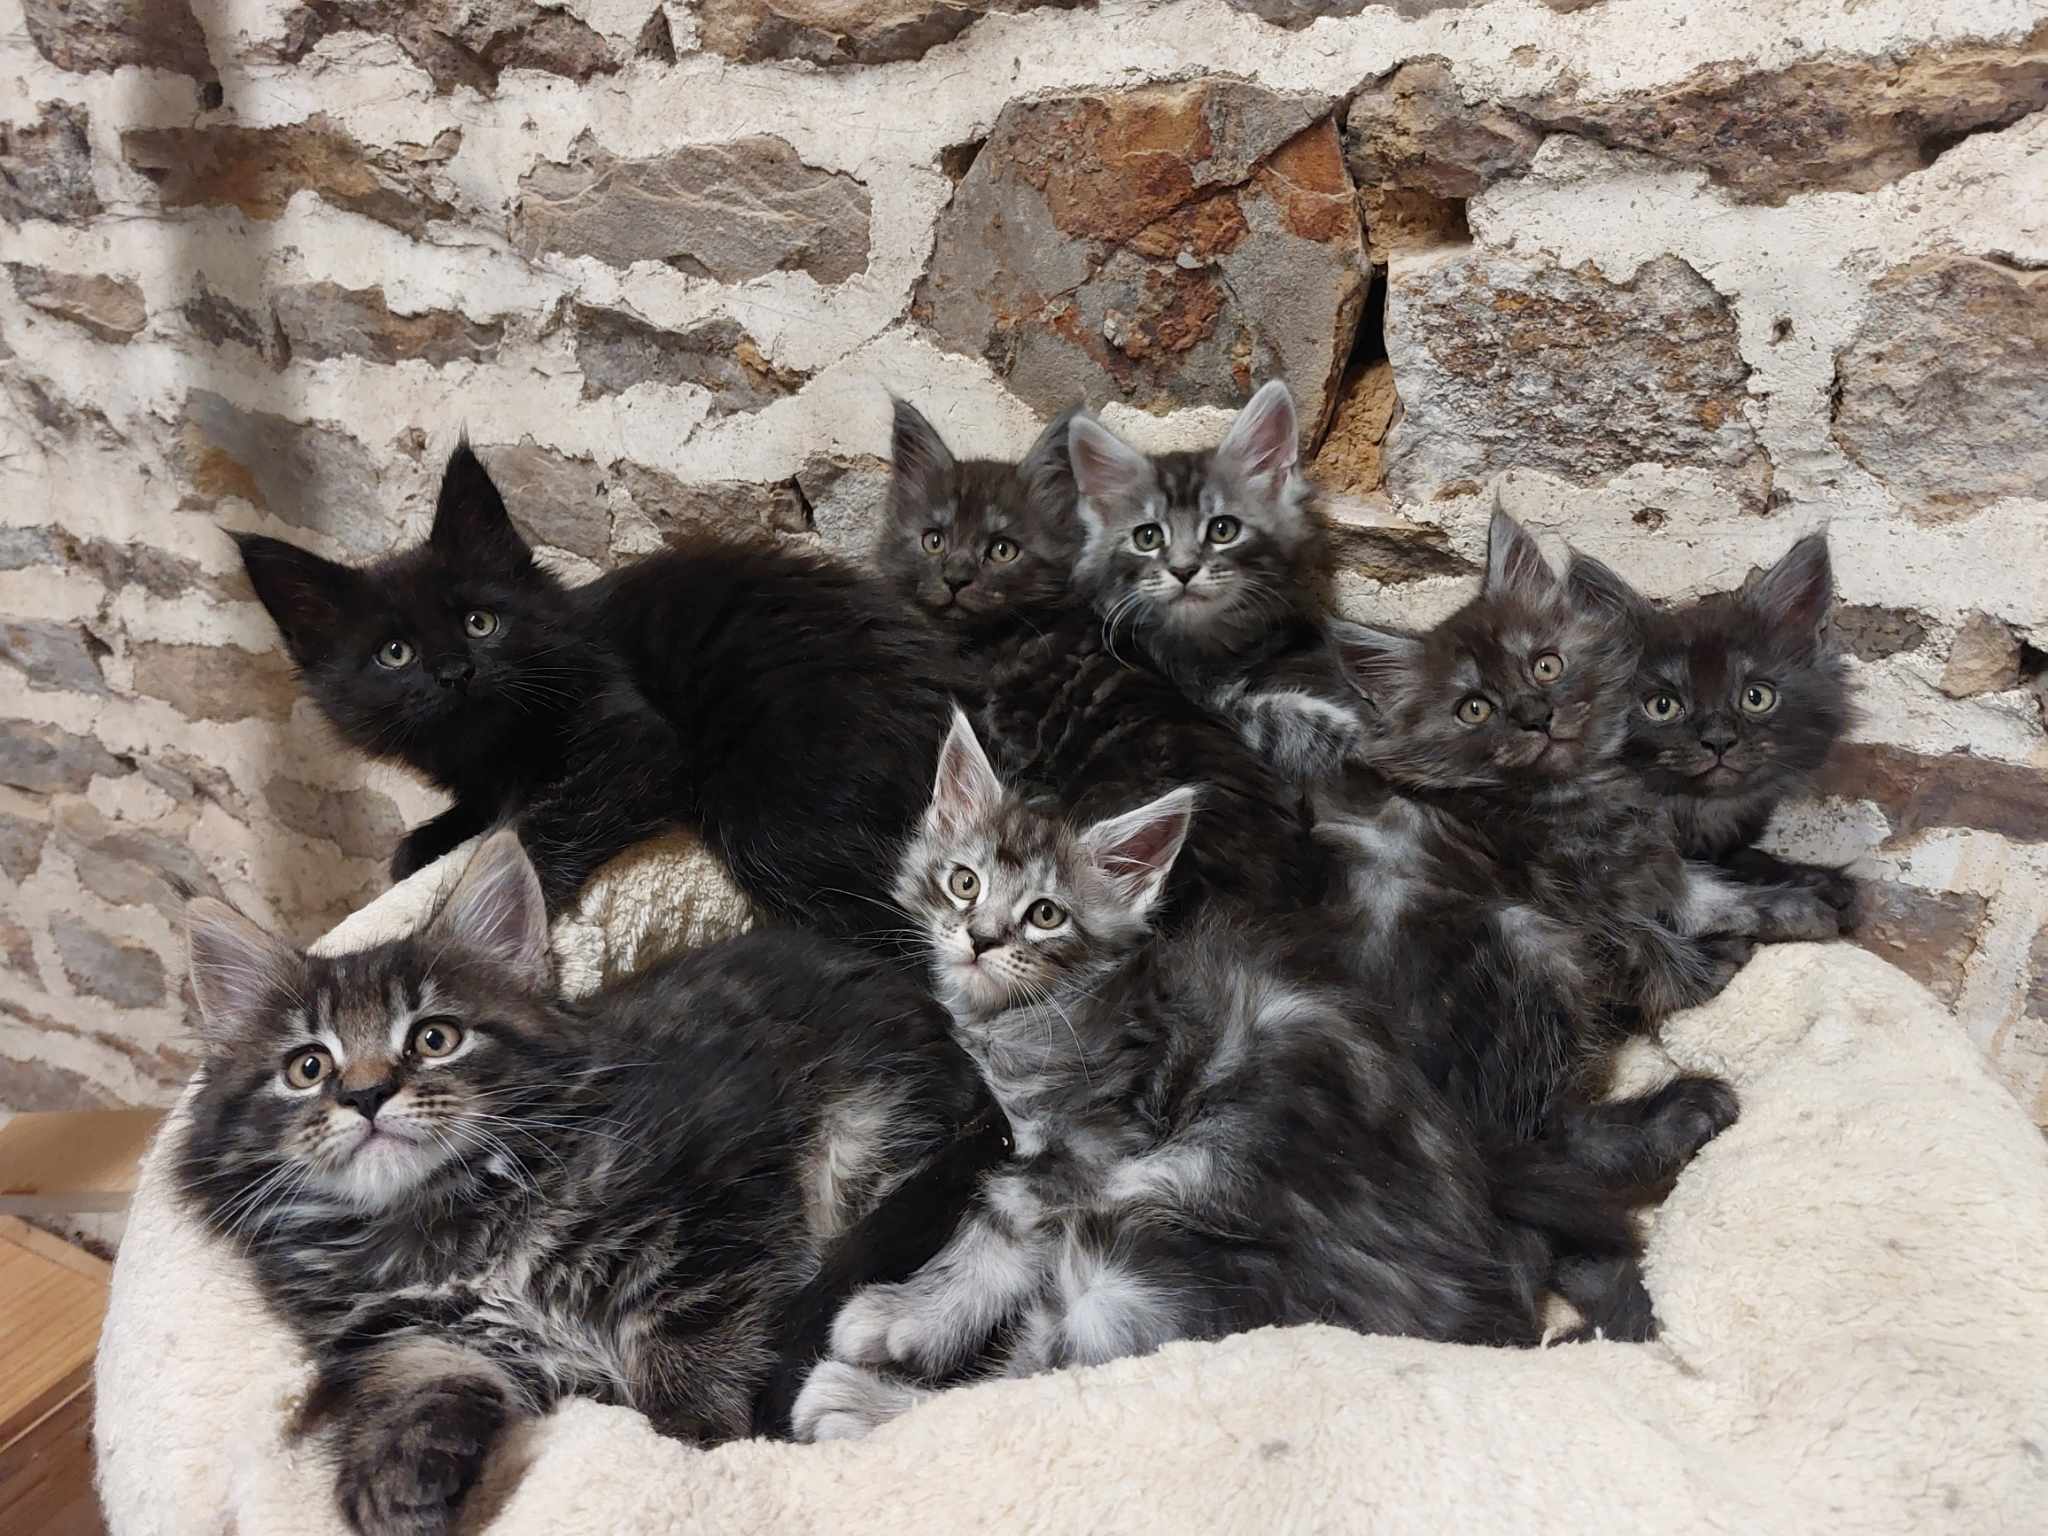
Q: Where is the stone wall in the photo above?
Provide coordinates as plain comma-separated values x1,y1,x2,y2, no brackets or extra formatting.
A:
2,0,2045,1123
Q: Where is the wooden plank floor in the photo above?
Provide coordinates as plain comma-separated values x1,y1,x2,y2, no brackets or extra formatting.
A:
0,1218,109,1536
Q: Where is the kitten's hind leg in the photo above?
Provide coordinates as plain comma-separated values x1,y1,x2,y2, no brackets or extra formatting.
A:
1553,1256,1659,1343
829,1195,1041,1377
791,1361,935,1443
391,799,496,882
1557,1075,1740,1191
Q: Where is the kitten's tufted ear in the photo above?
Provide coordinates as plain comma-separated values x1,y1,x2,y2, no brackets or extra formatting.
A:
1214,380,1300,484
186,898,303,1051
426,829,551,991
1745,533,1833,649
929,708,1006,835
1080,786,1196,918
233,532,363,668
1566,553,1653,630
889,399,957,526
1019,405,1081,515
1067,413,1154,516
431,440,533,575
1484,508,1558,601
1329,619,1424,702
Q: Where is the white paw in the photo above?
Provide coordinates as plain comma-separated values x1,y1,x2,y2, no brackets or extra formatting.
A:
828,1285,909,1364
790,1361,927,1444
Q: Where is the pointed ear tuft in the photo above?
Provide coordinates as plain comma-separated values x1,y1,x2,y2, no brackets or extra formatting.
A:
928,707,1005,834
1214,380,1300,482
1329,620,1423,702
1019,405,1081,512
426,829,551,990
1746,533,1833,644
889,399,957,524
1566,553,1652,629
186,898,302,1051
1484,507,1557,600
232,532,361,668
1080,786,1196,919
431,439,532,572
1067,413,1154,508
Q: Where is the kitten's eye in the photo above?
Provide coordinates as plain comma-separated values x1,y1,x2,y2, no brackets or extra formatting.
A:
988,537,1020,564
1206,515,1242,545
1026,898,1067,930
1132,524,1165,552
283,1045,334,1090
947,866,980,901
408,1018,464,1059
1532,652,1565,682
1643,693,1685,722
464,609,498,638
1455,695,1494,725
1741,682,1779,715
375,639,416,670
921,530,945,555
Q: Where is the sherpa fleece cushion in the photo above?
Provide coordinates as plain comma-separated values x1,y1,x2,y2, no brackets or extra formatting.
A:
94,834,2048,1535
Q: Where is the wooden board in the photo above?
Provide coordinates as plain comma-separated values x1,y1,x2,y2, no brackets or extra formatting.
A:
0,1110,164,1217
0,1217,109,1535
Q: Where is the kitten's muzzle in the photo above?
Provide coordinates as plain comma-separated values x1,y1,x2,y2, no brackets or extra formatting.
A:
432,657,475,691
338,1080,398,1120
1508,694,1553,731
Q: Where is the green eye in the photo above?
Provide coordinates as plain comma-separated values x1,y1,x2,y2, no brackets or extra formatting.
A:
1531,652,1565,682
283,1045,333,1090
1026,898,1067,930
947,866,980,901
408,1018,464,1058
1206,515,1242,545
464,609,498,638
988,537,1019,564
1456,695,1494,725
1644,693,1685,721
376,639,416,669
921,530,944,555
1132,524,1164,552
1741,682,1779,715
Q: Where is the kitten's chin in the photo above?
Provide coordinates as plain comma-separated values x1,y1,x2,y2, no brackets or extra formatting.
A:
318,1123,453,1211
937,959,1016,1016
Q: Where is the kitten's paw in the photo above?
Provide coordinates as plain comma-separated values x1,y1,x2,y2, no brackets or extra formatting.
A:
790,1361,929,1444
389,832,436,884
1755,887,1851,943
1695,933,1755,995
828,1285,912,1365
1648,1075,1740,1167
334,1384,501,1536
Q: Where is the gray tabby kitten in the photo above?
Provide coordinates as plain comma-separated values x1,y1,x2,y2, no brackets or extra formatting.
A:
791,711,1549,1441
1066,381,1362,783
174,831,981,1536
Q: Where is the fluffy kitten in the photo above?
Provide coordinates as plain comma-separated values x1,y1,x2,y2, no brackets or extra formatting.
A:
238,442,961,944
790,713,1550,1441
878,404,1329,928
1066,383,1361,788
1320,511,1851,1195
176,831,984,1534
1566,535,1853,873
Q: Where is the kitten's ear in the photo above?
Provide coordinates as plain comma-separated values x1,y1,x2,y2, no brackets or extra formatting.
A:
233,532,361,667
928,708,1005,834
1019,405,1081,513
431,440,533,574
1566,553,1652,629
1745,534,1833,647
1080,786,1196,917
1067,413,1153,511
889,399,957,525
1329,619,1424,702
1484,507,1558,601
1214,380,1300,483
425,828,551,990
186,898,302,1051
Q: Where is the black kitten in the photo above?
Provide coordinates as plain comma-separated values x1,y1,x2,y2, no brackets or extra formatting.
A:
1567,535,1853,873
175,831,984,1535
239,442,962,945
878,405,1328,929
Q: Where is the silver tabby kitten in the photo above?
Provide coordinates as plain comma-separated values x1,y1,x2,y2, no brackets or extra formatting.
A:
792,711,1548,1441
175,831,980,1535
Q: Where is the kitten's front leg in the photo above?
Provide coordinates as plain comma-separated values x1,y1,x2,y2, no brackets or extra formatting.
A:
317,1335,520,1536
1721,847,1858,919
1219,683,1361,786
516,692,686,915
790,1361,936,1443
391,799,496,882
1677,861,1850,945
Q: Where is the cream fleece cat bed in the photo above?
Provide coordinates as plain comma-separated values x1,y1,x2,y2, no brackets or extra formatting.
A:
95,836,2048,1535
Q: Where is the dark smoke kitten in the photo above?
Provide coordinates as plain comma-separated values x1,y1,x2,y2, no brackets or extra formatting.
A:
174,832,983,1535
1566,535,1853,877
791,714,1549,1441
877,403,1328,928
238,441,961,945
1319,512,1852,1331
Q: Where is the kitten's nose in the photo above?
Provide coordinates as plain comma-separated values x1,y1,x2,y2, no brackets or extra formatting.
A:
1508,695,1553,730
1699,720,1738,754
338,1081,397,1121
968,931,1002,956
1167,559,1201,585
942,556,976,593
432,657,475,690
